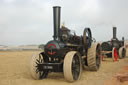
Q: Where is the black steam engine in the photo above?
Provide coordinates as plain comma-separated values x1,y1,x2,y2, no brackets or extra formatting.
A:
101,27,126,60
30,6,101,82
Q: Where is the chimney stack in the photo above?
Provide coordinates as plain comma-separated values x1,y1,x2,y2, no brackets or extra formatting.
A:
53,6,61,41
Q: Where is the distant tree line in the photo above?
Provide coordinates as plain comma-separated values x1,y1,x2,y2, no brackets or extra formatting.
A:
38,44,45,49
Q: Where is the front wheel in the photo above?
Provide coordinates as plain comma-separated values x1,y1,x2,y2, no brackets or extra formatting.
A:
30,52,49,79
112,47,118,61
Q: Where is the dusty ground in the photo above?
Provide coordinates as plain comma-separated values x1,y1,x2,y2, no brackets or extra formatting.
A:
0,49,128,85
103,65,128,85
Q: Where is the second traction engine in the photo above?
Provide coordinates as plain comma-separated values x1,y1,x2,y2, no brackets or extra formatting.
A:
101,27,126,61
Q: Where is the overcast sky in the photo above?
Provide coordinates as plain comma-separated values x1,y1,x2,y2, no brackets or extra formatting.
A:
0,0,128,46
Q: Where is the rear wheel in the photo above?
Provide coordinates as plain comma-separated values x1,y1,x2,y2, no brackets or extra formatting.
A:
30,52,48,79
87,43,101,71
119,47,126,59
63,51,82,82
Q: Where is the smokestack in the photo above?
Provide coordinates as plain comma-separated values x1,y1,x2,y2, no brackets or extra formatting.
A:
113,27,117,39
53,6,61,40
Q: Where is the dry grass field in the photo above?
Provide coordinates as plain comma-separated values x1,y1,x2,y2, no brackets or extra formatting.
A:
0,49,128,85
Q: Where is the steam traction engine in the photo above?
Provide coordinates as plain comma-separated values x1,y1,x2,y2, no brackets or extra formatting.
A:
101,27,126,61
30,6,101,82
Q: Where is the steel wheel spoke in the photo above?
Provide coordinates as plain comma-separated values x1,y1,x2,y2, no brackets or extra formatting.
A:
41,59,43,63
36,62,39,65
36,69,39,74
72,54,80,80
39,54,42,62
36,59,40,63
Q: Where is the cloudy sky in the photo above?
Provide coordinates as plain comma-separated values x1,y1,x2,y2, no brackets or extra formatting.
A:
0,0,128,46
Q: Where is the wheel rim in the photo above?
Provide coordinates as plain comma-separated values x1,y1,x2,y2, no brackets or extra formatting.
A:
114,48,118,61
72,54,80,80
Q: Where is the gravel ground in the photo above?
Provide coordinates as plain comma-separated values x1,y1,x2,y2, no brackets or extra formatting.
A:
0,49,128,85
